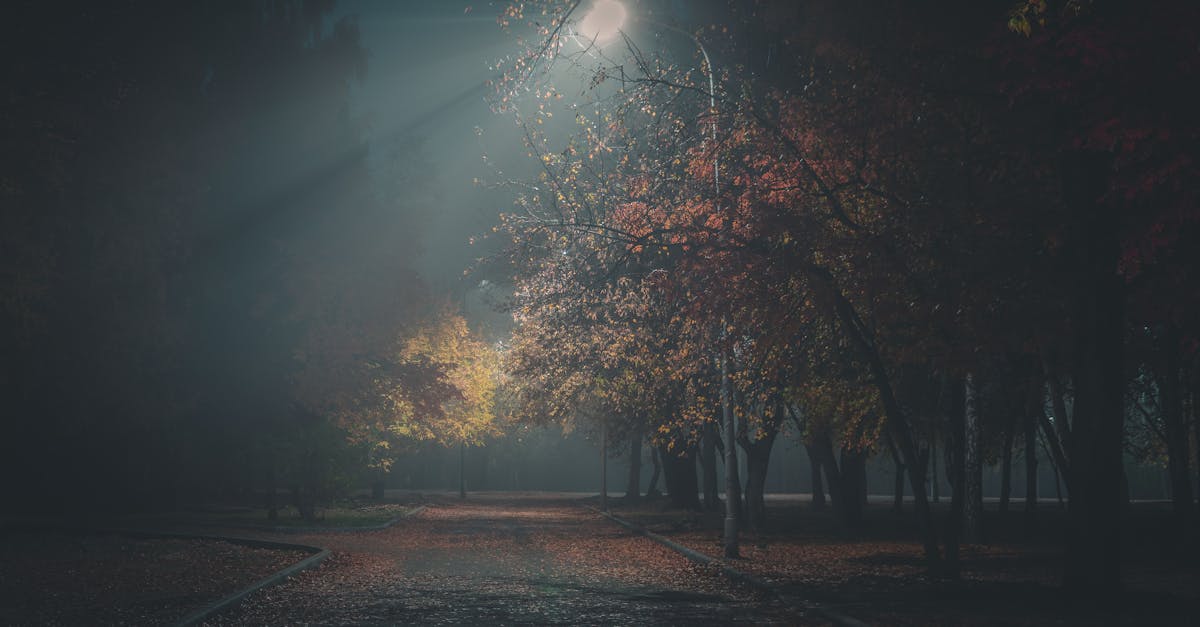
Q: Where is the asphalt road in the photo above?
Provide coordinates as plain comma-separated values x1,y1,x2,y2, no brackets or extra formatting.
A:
210,494,817,625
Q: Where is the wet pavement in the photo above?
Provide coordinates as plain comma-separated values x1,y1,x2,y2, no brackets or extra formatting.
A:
210,494,817,625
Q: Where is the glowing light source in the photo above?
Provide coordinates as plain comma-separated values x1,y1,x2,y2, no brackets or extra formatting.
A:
576,0,627,46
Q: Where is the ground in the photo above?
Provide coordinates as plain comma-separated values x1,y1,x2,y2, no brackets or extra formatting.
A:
607,495,1200,626
5,494,1197,625
208,493,808,625
0,532,305,624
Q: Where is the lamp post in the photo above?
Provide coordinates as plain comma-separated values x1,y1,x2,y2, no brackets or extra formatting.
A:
459,440,466,500
601,417,609,512
576,0,738,557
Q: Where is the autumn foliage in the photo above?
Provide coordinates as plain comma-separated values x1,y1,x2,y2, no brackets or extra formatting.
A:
490,0,1199,592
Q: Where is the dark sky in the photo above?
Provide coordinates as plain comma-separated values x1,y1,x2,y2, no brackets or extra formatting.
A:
332,0,526,330
326,0,712,332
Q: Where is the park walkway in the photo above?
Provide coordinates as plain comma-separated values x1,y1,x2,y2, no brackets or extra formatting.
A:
208,494,810,625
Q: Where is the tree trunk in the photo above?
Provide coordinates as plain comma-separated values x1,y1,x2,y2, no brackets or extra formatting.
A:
1025,409,1040,534
931,435,940,503
659,444,700,510
1062,155,1126,597
1000,397,1018,515
600,421,608,512
806,443,826,510
372,476,386,501
701,421,721,511
810,431,858,527
963,373,983,544
646,446,662,498
1193,364,1200,507
1052,457,1064,505
459,441,466,500
720,348,740,557
1043,354,1073,451
728,451,744,519
266,469,278,522
292,485,316,522
839,446,868,529
811,430,868,529
817,268,942,572
740,423,779,533
944,374,966,578
1162,322,1194,528
1038,410,1073,493
886,436,905,513
1039,355,1074,501
626,432,643,503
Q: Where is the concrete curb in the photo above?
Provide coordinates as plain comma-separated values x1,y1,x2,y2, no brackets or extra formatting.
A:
585,505,871,627
2,504,426,536
174,543,330,627
170,504,428,534
1,520,330,627
4,505,430,624
173,504,429,624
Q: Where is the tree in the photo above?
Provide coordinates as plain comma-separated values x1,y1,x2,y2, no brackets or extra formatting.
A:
491,0,1200,590
1005,0,1200,594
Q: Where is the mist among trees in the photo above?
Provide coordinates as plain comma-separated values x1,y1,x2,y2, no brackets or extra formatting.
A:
2,0,1198,620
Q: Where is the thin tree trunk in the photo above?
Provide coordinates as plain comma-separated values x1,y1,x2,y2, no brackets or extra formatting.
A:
720,348,740,557
1192,364,1200,507
646,446,662,498
1043,353,1073,450
1120,464,1131,507
860,454,869,507
931,435,940,503
999,411,1015,515
963,373,983,544
626,431,643,503
1038,410,1072,493
1024,363,1042,532
739,415,779,533
1162,322,1194,527
701,421,721,511
886,436,905,513
1053,458,1063,506
459,441,466,500
600,421,608,512
1025,408,1039,517
293,485,316,522
266,469,278,522
806,443,826,509
945,374,966,578
1039,430,1067,507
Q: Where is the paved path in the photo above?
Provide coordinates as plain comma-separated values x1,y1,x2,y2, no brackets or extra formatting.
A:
210,495,815,625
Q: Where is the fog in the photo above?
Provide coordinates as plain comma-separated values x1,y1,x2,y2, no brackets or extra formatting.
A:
0,0,1190,517
1,1,664,508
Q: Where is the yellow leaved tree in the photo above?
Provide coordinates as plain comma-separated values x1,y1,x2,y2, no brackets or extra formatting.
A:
398,309,502,449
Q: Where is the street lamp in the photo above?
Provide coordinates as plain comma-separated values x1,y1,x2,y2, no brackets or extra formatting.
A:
574,0,739,558
576,0,627,46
